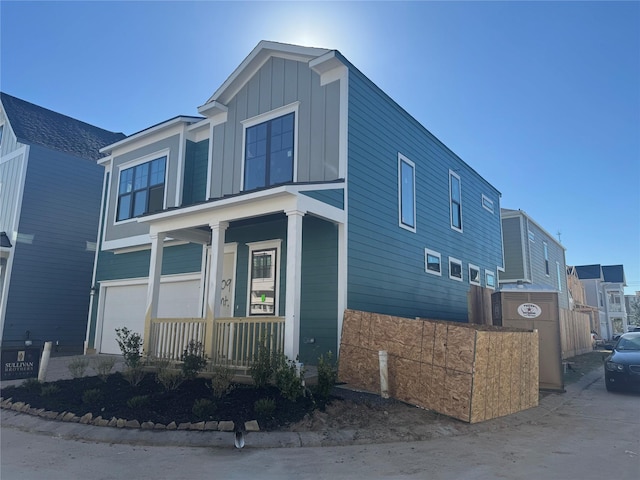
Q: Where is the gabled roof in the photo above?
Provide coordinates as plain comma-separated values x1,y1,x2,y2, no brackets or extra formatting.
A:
199,41,332,113
602,265,626,284
0,92,125,161
574,264,603,280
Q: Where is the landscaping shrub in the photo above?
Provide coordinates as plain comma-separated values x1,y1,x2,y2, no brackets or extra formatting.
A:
115,327,143,368
67,357,89,379
250,338,278,388
126,394,150,409
192,398,216,420
274,354,305,402
122,367,145,387
21,378,41,394
314,351,338,401
155,360,185,391
82,388,103,406
40,384,60,397
209,364,234,398
253,397,276,418
91,356,116,382
181,340,207,379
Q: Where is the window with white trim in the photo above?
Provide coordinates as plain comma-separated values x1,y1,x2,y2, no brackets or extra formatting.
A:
481,194,494,213
398,154,416,231
543,242,550,275
449,257,463,281
469,264,481,286
425,248,441,275
246,240,281,316
244,111,295,191
449,170,462,231
117,156,166,221
485,269,496,289
556,261,562,292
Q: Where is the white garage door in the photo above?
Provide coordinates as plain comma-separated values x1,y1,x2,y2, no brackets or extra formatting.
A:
99,277,201,354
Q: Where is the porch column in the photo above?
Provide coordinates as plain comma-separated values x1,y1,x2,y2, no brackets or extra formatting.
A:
206,221,229,320
285,210,304,360
143,232,165,355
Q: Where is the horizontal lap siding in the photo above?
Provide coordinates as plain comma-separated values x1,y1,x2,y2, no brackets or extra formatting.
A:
346,68,503,322
3,146,102,351
301,189,344,209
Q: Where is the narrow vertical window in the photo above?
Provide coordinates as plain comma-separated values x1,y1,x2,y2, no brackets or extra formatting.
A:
249,248,277,315
543,242,550,275
449,170,462,231
398,154,416,231
556,262,562,292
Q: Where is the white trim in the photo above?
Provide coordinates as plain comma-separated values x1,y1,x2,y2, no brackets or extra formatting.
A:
481,194,494,213
246,239,282,317
425,248,442,276
469,264,481,286
449,169,463,233
240,102,300,191
175,126,186,207
398,153,416,233
449,256,463,282
485,269,496,290
113,149,170,225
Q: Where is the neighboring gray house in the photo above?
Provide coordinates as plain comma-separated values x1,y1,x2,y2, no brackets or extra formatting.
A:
0,92,125,354
574,264,628,339
499,208,569,309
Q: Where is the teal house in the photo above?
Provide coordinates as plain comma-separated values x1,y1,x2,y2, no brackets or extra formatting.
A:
87,41,503,365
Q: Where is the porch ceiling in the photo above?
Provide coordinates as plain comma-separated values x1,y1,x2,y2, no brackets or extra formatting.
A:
138,186,345,236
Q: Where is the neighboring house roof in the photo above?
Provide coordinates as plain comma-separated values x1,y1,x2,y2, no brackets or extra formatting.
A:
574,264,603,280
500,208,565,250
602,265,626,284
0,92,125,161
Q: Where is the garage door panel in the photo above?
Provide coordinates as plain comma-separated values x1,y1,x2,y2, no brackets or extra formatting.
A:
99,279,201,355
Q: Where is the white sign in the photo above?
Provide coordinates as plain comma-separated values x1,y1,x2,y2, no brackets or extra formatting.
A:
517,303,542,319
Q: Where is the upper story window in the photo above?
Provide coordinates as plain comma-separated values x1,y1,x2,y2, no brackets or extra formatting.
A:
608,291,622,312
244,112,295,191
117,156,166,222
543,241,550,275
398,154,416,232
556,261,562,292
481,194,494,213
449,170,462,231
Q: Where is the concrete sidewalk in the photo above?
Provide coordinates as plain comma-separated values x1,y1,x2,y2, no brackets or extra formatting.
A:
0,354,605,449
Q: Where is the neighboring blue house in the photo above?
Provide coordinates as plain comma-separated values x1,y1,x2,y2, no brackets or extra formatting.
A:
574,264,628,339
0,93,125,354
499,208,569,309
87,41,504,364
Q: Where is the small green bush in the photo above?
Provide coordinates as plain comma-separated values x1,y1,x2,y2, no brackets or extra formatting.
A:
126,395,150,409
40,384,60,397
115,327,143,368
122,367,145,387
156,362,185,391
82,388,103,406
209,365,234,398
181,340,207,379
253,397,276,418
91,356,116,382
250,338,277,388
21,378,41,393
67,357,89,379
315,351,338,400
192,398,216,420
274,354,304,402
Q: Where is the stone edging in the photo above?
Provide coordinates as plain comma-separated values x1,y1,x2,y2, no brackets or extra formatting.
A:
0,397,260,433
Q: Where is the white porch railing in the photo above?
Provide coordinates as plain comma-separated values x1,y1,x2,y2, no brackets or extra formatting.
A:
146,316,285,368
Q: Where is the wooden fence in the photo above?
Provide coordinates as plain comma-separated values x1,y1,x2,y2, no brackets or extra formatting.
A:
559,309,593,359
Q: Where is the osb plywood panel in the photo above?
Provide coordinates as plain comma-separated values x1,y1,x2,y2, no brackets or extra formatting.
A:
338,310,538,423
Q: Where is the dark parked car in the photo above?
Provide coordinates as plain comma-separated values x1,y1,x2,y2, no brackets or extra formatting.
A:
604,332,640,392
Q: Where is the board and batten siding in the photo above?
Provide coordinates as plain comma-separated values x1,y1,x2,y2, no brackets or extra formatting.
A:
103,135,182,243
2,145,102,352
208,57,341,199
182,139,209,206
345,65,503,322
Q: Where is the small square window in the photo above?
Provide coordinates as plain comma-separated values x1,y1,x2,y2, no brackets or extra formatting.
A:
481,194,494,213
449,257,463,281
469,264,481,286
425,249,441,276
485,270,496,289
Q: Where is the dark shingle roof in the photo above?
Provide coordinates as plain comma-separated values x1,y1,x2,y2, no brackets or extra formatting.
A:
574,264,602,280
1,92,125,161
602,265,626,284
